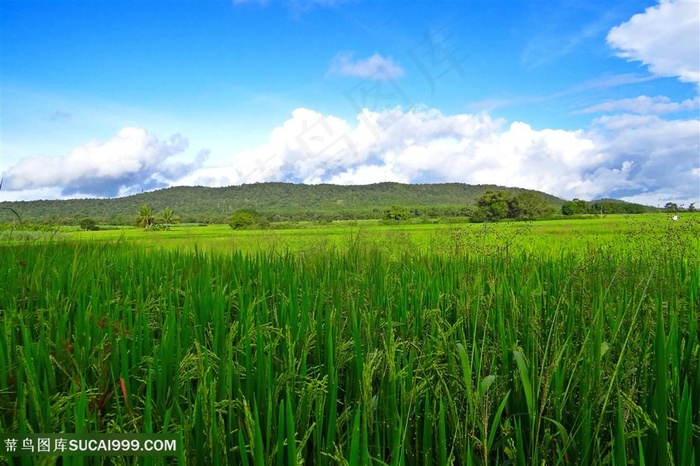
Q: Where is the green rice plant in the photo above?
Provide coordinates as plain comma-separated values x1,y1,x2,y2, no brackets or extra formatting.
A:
0,217,698,465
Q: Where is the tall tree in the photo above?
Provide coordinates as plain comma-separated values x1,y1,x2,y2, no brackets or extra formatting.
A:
160,207,179,227
474,190,512,222
136,204,156,229
664,202,679,212
561,198,589,215
508,192,554,219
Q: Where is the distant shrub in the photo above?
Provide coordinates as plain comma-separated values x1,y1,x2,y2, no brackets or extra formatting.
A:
146,223,169,231
229,211,256,230
469,208,488,223
384,205,410,221
79,218,100,231
229,209,269,230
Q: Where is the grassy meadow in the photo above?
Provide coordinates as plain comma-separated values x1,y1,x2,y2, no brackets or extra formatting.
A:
1,214,699,465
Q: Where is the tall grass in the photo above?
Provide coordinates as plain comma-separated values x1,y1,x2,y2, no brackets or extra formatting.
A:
0,222,698,465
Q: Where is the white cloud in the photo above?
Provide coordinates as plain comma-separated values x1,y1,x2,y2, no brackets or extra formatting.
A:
587,114,700,203
607,0,700,84
328,52,405,80
5,108,697,206
176,106,698,205
577,95,700,114
2,127,207,198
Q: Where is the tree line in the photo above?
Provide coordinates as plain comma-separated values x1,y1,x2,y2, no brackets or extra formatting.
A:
2,183,668,231
0,182,564,225
561,198,665,215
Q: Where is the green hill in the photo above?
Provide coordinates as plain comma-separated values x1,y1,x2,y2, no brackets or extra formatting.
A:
1,182,566,224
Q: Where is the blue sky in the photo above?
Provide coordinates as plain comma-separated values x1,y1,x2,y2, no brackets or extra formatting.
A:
1,0,698,206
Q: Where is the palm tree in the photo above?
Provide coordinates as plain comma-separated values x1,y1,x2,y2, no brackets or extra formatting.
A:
136,204,156,229
160,207,179,228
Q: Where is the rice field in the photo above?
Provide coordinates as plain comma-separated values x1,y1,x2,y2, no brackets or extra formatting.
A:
1,215,699,465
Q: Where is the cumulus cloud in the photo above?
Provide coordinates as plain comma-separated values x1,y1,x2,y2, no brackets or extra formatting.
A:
5,108,697,205
587,114,700,202
177,106,698,205
2,127,207,197
577,95,700,115
607,0,700,84
328,52,405,80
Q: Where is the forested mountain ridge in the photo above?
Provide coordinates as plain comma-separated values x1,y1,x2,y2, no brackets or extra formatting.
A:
2,182,569,224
